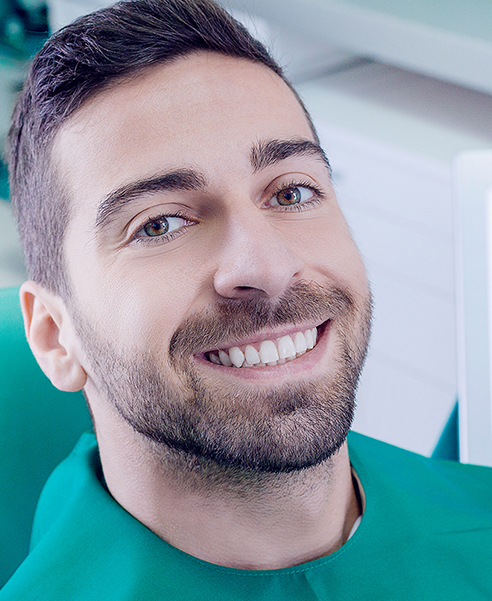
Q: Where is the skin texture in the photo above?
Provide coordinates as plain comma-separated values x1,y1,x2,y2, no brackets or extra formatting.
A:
21,52,372,569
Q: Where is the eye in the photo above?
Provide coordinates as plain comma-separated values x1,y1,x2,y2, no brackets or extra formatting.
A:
132,214,193,241
268,185,316,207
143,217,170,237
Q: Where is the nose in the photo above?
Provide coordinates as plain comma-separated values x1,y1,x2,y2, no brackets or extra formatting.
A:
213,210,305,300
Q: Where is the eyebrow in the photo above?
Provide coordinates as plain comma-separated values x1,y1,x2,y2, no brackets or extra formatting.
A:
95,138,331,230
250,138,332,175
95,169,206,229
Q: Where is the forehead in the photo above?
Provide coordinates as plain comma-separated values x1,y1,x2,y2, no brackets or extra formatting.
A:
52,52,315,211
53,52,313,213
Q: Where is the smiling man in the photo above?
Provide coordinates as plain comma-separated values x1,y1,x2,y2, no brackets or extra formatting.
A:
3,0,492,599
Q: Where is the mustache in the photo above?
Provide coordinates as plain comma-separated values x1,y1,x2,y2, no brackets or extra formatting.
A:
168,281,354,362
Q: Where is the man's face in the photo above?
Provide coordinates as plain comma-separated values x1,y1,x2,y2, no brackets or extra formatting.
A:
54,52,372,472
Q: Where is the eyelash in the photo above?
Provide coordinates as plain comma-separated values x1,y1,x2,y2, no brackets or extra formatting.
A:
128,180,324,245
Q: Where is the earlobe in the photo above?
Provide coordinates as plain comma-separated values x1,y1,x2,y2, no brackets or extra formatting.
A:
20,282,87,392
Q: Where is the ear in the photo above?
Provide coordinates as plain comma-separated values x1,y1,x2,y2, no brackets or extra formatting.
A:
20,281,87,392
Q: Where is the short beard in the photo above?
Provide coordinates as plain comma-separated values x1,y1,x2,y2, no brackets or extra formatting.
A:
72,282,372,474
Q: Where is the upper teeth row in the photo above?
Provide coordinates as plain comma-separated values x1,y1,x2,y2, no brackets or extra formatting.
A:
208,327,318,368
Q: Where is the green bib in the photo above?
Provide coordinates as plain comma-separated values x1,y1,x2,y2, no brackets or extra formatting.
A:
3,431,492,600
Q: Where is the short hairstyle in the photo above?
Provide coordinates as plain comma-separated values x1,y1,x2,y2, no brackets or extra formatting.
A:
8,0,319,297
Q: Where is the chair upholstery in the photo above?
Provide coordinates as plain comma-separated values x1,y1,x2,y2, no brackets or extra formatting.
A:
431,402,459,462
0,287,91,587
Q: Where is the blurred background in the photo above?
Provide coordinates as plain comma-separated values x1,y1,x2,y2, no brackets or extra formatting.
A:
0,0,47,286
2,0,492,458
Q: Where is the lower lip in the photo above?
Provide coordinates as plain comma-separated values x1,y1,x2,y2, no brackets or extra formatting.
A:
194,321,332,381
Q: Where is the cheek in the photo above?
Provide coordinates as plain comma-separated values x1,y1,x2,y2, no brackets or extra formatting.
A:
292,212,368,294
67,229,219,356
67,257,196,353
97,274,198,350
327,231,367,283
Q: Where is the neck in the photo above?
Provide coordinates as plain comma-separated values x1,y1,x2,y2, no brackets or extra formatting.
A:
96,411,360,570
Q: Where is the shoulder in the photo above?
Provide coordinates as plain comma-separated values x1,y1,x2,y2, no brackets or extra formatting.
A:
348,431,492,528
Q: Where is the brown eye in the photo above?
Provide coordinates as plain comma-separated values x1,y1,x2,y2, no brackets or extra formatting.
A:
143,217,170,237
133,214,195,244
276,187,302,206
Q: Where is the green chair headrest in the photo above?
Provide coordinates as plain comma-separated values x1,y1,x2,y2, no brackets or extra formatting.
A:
0,287,91,587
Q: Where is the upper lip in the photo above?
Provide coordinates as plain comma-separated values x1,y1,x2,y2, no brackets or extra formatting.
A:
200,320,328,354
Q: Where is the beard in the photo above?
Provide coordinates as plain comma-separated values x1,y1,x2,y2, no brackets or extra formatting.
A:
72,281,372,473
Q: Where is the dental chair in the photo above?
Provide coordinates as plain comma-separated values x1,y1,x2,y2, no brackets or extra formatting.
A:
0,286,459,588
0,286,91,587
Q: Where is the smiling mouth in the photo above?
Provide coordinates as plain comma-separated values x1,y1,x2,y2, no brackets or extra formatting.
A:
203,322,327,368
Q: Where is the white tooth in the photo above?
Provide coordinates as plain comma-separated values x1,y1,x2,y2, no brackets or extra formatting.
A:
245,345,261,365
312,327,318,344
229,347,245,368
219,349,233,367
209,352,221,365
294,331,307,355
259,340,279,364
305,329,314,349
266,360,279,366
278,335,296,360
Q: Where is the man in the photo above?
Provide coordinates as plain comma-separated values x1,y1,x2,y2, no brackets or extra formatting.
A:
2,0,492,598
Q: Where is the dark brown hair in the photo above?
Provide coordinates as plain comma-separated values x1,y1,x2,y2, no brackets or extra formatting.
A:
8,0,318,296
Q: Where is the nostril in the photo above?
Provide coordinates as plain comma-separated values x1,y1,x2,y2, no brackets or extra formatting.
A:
233,286,268,297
